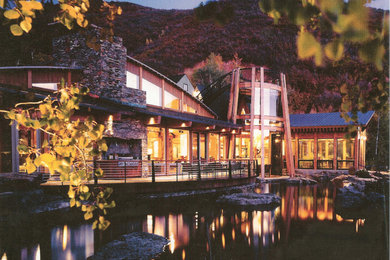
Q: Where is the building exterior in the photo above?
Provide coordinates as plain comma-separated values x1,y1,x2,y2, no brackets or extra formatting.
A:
169,74,196,96
0,29,374,178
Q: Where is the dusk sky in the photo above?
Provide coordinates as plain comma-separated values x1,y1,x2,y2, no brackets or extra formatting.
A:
125,0,389,10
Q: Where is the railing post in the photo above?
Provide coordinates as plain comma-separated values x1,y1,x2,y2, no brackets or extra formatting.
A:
176,161,179,182
256,160,259,176
124,161,127,183
152,160,155,183
248,160,251,177
93,158,98,185
197,160,201,181
229,160,232,179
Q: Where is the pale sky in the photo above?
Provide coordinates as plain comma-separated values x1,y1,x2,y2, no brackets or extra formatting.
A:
124,0,389,10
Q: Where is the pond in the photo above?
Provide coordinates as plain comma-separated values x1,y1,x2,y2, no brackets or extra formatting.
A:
0,183,388,260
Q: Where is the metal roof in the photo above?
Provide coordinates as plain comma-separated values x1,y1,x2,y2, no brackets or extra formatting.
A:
289,111,375,128
0,66,82,70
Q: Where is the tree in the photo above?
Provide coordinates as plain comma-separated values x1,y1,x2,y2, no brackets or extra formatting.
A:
1,82,114,230
259,0,389,117
0,0,121,36
192,53,227,88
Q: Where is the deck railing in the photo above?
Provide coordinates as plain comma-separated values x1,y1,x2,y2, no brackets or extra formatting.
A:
43,159,260,184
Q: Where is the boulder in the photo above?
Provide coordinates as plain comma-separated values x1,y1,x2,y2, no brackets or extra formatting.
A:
216,192,281,210
89,232,169,260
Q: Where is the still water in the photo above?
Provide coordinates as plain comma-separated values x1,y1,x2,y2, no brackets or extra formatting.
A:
0,183,388,260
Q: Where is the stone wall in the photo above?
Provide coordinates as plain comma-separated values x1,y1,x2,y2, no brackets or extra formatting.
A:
52,26,146,106
52,27,148,175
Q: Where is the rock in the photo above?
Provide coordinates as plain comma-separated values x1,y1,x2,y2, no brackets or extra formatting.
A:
257,176,317,185
335,184,365,208
216,192,281,210
89,232,169,260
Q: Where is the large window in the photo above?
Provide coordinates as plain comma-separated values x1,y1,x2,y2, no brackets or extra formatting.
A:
168,129,189,161
209,133,219,161
235,135,250,159
147,127,165,160
183,103,197,114
143,78,162,106
298,139,314,169
200,133,206,161
126,71,139,89
317,139,334,169
220,135,228,160
192,133,198,161
337,139,355,169
263,89,282,117
164,91,180,110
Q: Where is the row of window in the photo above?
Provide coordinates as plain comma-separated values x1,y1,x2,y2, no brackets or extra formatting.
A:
126,71,197,113
295,138,355,169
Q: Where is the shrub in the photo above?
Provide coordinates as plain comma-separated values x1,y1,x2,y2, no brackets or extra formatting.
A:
355,170,372,178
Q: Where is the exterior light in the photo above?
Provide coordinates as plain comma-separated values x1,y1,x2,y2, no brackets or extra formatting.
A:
221,129,226,132
362,135,367,141
206,126,210,130
147,148,153,155
232,130,236,134
105,115,114,135
148,117,156,125
180,122,186,127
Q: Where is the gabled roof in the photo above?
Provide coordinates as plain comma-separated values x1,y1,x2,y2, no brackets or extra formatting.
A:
169,74,186,83
289,111,375,128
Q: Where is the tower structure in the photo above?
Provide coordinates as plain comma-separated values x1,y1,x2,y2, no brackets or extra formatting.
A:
227,67,295,178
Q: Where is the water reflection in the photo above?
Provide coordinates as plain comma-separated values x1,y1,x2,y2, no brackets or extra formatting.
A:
0,183,386,259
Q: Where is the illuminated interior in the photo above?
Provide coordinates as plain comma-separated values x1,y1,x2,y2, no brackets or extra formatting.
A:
209,133,219,161
147,127,165,160
164,91,180,110
317,139,334,169
168,129,189,161
337,138,355,169
298,139,314,169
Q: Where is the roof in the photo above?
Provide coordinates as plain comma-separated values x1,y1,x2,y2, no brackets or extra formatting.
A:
0,66,82,70
289,111,375,128
169,74,186,83
126,56,217,118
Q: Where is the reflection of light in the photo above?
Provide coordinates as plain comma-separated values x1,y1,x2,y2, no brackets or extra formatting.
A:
278,231,280,241
182,249,186,260
147,215,153,233
356,219,365,233
1,253,7,260
62,225,68,251
222,233,225,249
211,222,215,232
232,229,235,240
336,214,343,222
35,245,41,260
220,216,224,227
317,211,326,221
246,224,249,237
169,233,175,253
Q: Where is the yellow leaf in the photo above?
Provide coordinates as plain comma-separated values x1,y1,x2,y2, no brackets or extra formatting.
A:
325,40,344,61
117,6,122,15
101,142,108,152
20,0,43,10
0,0,4,8
26,157,37,174
297,31,323,65
10,24,23,36
4,9,21,20
20,19,32,33
82,185,89,193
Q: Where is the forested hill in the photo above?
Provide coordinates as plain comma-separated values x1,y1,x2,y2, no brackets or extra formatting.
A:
0,0,386,113
111,0,386,113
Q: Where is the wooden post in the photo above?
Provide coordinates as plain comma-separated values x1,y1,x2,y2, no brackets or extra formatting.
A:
314,132,318,170
139,67,143,90
27,69,32,89
151,160,155,183
354,134,359,170
67,70,72,86
295,133,299,169
333,133,337,170
232,69,240,124
248,160,251,177
229,160,232,179
281,73,295,177
227,69,236,121
250,67,256,161
260,68,265,179
161,79,165,109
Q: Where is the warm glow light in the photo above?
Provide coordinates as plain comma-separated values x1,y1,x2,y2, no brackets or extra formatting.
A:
336,214,343,222
147,215,153,233
221,129,226,132
105,115,114,135
222,233,226,249
180,122,186,127
182,249,186,260
232,229,235,240
1,253,7,260
169,233,175,253
232,130,236,134
35,245,41,260
62,225,68,251
148,117,156,125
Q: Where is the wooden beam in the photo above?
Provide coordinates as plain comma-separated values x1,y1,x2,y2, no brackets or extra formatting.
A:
260,67,265,179
354,134,359,170
227,69,235,121
250,67,255,161
139,67,143,90
232,69,240,124
281,73,295,177
27,69,32,89
161,79,165,109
